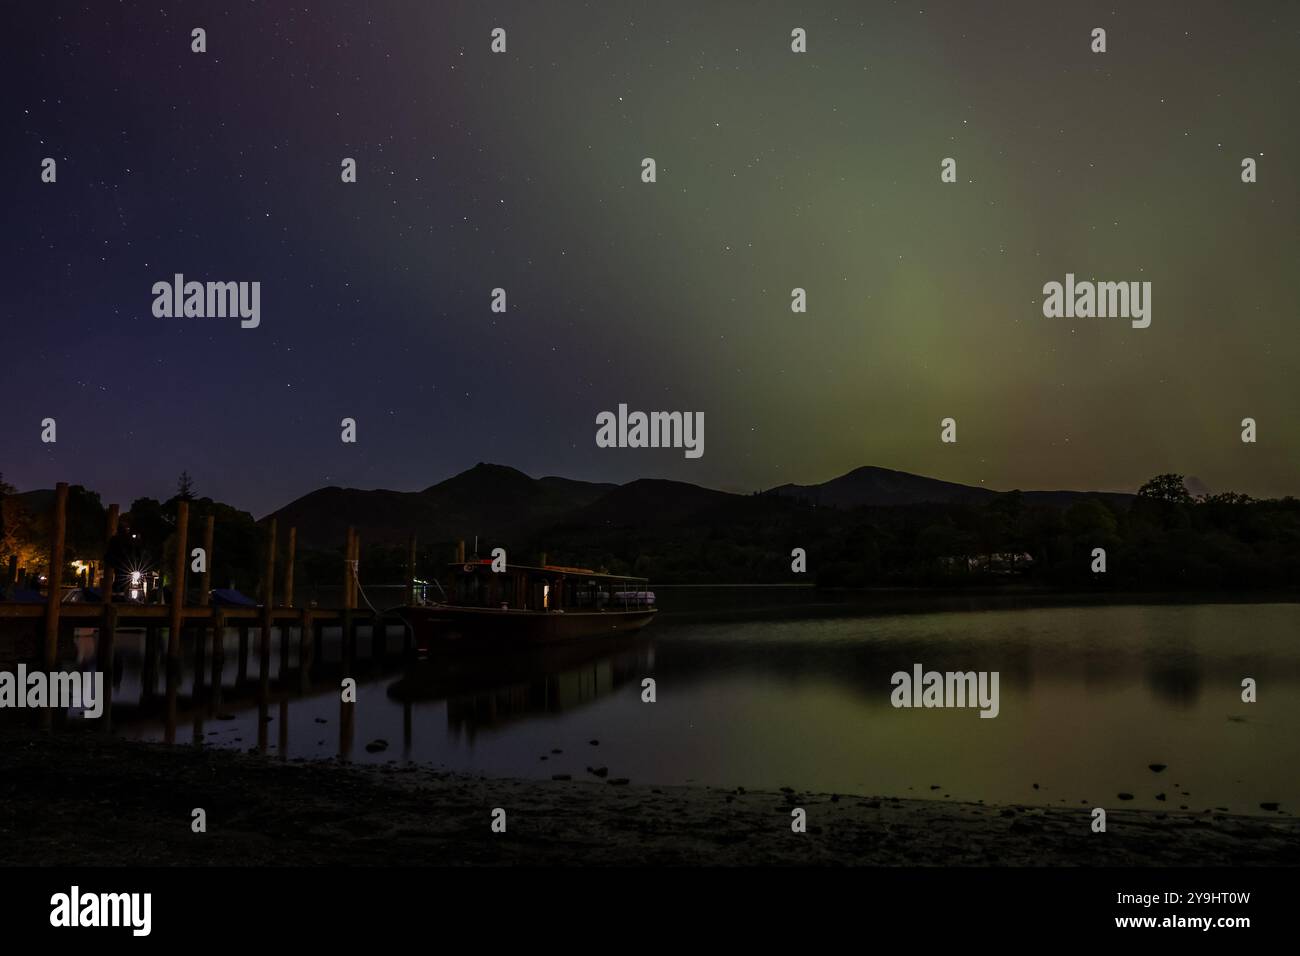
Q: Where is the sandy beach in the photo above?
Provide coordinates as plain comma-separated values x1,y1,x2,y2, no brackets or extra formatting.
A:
2,729,1297,866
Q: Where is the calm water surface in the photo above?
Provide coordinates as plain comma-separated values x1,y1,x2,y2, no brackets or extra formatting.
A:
94,598,1300,815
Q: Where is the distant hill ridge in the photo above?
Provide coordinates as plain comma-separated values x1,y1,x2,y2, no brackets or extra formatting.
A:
265,462,1134,550
765,465,1136,510
269,463,615,550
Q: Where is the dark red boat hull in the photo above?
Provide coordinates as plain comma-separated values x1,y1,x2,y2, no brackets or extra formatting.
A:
399,604,657,647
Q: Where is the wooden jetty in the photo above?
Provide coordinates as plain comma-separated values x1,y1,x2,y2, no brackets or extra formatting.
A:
0,482,417,679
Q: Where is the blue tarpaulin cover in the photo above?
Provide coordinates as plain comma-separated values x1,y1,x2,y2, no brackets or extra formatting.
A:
210,588,257,607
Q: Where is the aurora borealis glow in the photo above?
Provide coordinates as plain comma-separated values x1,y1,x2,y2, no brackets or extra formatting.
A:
5,0,1297,514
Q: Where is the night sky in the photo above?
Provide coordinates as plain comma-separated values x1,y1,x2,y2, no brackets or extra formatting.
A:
5,1,1297,517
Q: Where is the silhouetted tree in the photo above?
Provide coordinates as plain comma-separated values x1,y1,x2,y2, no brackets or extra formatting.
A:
0,474,11,552
1137,474,1192,504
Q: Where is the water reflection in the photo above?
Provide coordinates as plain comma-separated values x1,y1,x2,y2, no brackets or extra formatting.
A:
3,598,1297,815
56,623,652,753
388,639,646,735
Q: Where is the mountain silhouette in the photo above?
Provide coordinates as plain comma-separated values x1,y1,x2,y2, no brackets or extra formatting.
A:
266,462,1133,550
765,465,1134,510
562,478,736,528
271,463,614,550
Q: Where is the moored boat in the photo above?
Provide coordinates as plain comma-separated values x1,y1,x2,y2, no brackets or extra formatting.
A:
400,560,657,647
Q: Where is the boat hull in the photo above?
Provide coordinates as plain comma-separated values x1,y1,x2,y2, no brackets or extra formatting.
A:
399,604,658,647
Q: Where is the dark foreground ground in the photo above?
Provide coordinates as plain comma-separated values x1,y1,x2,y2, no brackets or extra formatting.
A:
2,730,1297,866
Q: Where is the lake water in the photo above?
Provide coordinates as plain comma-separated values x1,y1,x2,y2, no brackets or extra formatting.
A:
78,597,1300,815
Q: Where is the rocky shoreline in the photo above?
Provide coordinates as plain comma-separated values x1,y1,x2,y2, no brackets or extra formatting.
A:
2,730,1297,866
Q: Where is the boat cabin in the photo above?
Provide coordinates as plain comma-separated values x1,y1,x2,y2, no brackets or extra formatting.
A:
440,561,655,613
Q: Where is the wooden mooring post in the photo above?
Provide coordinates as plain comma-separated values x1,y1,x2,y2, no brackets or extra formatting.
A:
39,482,68,730
259,518,277,693
342,526,356,669
165,500,189,742
283,527,296,608
42,482,68,671
196,513,215,692
281,527,296,674
198,514,214,606
167,501,189,661
98,504,119,731
210,608,227,712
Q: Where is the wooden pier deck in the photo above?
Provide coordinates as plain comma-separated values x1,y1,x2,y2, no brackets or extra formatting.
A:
1,482,423,671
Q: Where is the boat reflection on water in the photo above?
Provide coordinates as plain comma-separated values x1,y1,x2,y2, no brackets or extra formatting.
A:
389,636,651,734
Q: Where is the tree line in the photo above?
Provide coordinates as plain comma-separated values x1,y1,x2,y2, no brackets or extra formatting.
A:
2,473,1297,596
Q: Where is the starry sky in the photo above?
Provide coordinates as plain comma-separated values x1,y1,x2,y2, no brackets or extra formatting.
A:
5,0,1297,516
